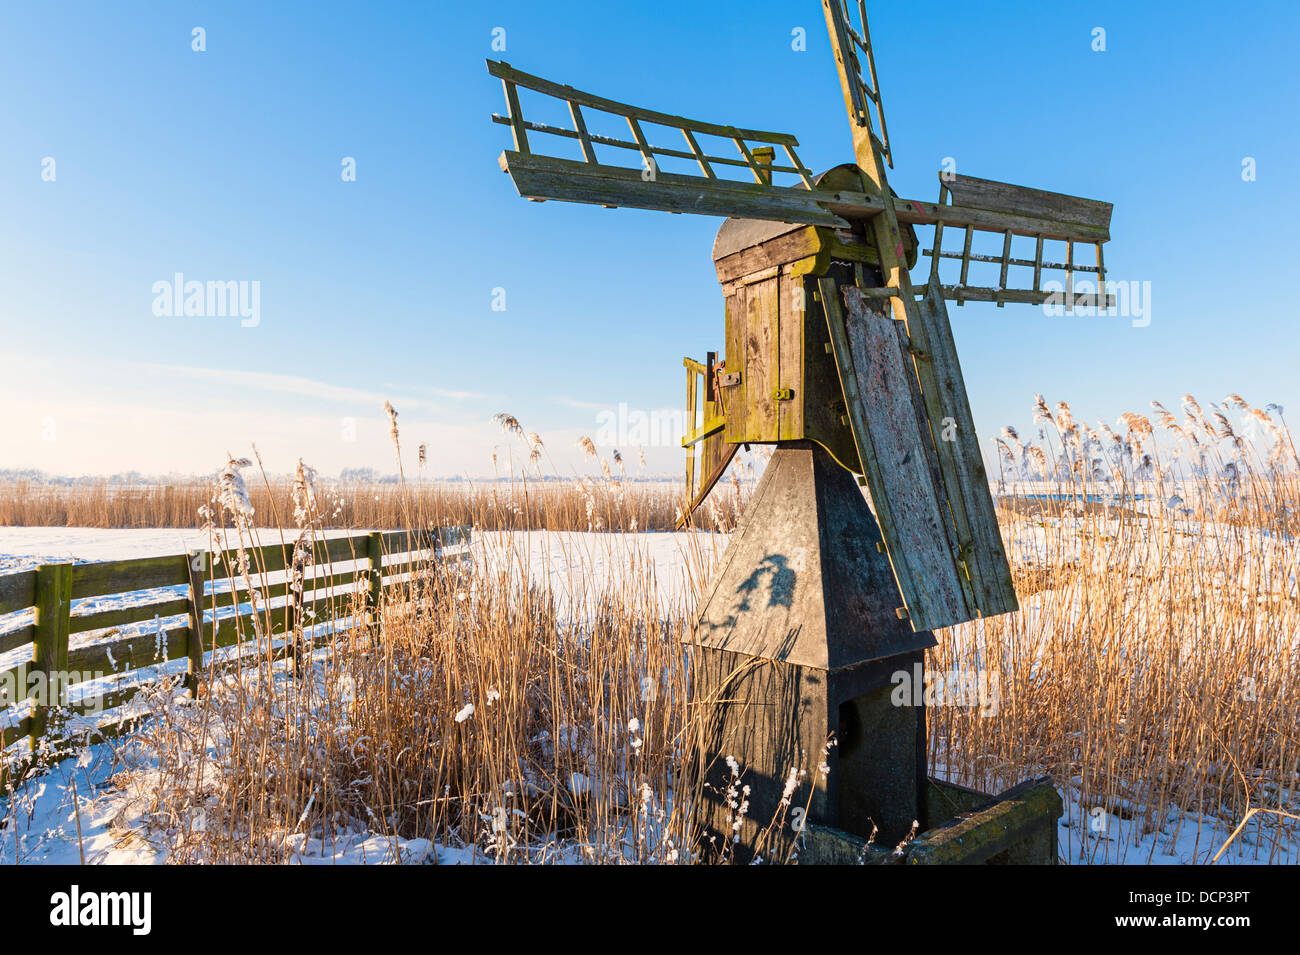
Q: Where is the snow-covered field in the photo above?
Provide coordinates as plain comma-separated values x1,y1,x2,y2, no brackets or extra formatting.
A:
0,525,716,606
1,524,1294,865
0,526,720,865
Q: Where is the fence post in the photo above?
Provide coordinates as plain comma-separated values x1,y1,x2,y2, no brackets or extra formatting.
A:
185,550,207,697
30,561,73,753
367,532,384,642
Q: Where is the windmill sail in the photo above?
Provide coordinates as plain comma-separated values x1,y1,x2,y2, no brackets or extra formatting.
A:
821,1,1023,628
489,60,870,227
488,9,1118,629
822,0,893,168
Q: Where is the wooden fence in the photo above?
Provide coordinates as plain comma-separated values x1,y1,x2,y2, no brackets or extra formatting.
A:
0,526,470,767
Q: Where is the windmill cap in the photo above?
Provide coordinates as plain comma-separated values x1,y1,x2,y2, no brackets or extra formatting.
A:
711,163,866,262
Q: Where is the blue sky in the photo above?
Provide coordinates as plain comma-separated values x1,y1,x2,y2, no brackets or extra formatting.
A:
1,0,1296,478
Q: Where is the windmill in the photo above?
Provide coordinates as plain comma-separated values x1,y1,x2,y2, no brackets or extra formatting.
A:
488,2,1111,861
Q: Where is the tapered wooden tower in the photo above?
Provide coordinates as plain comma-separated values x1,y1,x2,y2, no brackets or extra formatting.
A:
685,195,930,856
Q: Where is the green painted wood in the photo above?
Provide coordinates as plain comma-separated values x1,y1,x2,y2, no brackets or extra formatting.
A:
67,684,144,716
381,557,437,579
71,554,187,599
69,596,191,636
30,562,73,747
212,539,289,577
381,525,470,553
66,625,189,675
5,528,469,745
0,624,35,654
220,566,364,604
0,570,36,615
0,662,30,711
185,550,207,695
367,532,384,635
318,532,370,564
379,528,439,554
2,716,32,750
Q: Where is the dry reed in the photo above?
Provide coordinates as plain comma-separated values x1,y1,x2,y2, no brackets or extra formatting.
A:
3,395,1295,864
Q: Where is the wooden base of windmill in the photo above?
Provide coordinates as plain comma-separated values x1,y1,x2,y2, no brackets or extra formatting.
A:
686,440,1061,864
687,440,932,861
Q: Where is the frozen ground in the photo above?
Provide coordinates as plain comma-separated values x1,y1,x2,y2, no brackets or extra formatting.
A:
0,525,1294,865
0,525,718,609
0,526,721,678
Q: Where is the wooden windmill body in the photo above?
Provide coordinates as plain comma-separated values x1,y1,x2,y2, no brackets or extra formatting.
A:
489,1,1114,862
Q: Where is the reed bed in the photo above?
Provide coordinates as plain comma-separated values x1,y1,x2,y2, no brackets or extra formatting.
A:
3,395,1296,864
0,478,690,533
930,393,1300,863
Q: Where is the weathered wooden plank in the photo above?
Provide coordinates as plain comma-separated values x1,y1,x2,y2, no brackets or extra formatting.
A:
714,225,879,285
71,554,188,599
66,625,189,675
926,245,1105,276
895,197,1111,245
567,100,598,165
0,570,36,615
937,286,1114,308
438,526,471,547
676,436,738,530
213,564,365,606
942,174,1113,230
30,563,73,746
778,271,803,440
685,359,698,497
367,532,383,629
0,662,31,709
722,288,747,441
500,78,530,154
381,556,442,579
913,275,1019,618
185,551,206,694
724,276,779,444
906,778,1061,864
209,536,304,579
69,596,191,636
492,114,809,179
820,278,972,630
2,716,32,750
500,144,1105,246
0,624,35,654
318,532,369,564
379,528,443,555
499,151,848,227
501,146,1104,247
486,60,801,146
754,276,779,442
300,588,363,623
67,684,143,716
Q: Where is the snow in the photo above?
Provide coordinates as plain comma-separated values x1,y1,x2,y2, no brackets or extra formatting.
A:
1,524,1295,865
0,525,716,609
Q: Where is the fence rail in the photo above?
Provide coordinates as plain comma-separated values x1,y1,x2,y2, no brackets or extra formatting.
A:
0,526,470,769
